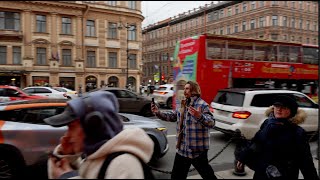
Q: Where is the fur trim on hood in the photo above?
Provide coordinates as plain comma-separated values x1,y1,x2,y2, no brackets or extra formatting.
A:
265,106,307,125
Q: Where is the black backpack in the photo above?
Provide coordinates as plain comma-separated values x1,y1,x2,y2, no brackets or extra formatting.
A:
97,151,155,179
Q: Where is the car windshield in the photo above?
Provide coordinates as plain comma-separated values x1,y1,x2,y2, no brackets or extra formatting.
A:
213,91,244,107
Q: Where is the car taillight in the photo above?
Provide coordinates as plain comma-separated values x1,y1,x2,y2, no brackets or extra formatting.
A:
159,92,168,95
232,111,251,119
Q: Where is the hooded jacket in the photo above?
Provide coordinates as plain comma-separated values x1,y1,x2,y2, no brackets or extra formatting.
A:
48,128,154,179
238,106,318,180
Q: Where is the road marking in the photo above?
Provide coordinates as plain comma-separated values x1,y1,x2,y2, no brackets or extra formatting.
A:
167,131,221,138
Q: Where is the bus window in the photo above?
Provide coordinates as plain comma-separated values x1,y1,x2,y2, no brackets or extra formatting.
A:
255,43,277,62
289,46,300,63
207,39,226,59
303,47,318,64
279,45,290,62
227,41,253,60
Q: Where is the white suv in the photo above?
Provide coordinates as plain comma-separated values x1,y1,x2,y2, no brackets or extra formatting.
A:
23,86,68,99
152,84,174,109
210,88,318,139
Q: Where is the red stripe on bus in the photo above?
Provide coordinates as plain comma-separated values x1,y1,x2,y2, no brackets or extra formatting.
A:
0,120,5,143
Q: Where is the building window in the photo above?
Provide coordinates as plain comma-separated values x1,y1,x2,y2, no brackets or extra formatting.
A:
313,3,317,12
283,35,287,40
108,22,117,39
128,1,136,9
259,1,264,7
86,20,95,37
235,6,239,14
220,9,224,18
0,11,20,30
36,15,46,33
291,36,295,41
283,16,287,27
107,1,116,6
307,2,310,11
298,37,302,42
36,48,46,65
251,1,256,9
299,19,302,29
291,18,295,28
306,20,310,30
87,51,96,67
228,8,232,16
299,1,302,9
243,3,247,12
272,15,278,26
108,52,117,68
284,1,288,6
313,38,317,44
13,46,21,64
250,19,255,29
128,25,136,41
227,25,231,34
291,1,295,9
314,21,317,31
220,27,223,35
234,23,238,33
306,38,310,44
129,54,136,69
213,11,219,20
271,34,278,40
62,17,72,34
242,21,246,31
0,46,6,64
271,1,278,5
62,49,72,66
259,17,265,27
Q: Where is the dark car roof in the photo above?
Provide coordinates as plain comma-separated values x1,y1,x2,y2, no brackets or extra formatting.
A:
218,88,284,93
0,98,68,105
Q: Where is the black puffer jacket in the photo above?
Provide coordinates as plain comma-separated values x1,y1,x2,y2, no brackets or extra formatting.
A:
238,107,318,180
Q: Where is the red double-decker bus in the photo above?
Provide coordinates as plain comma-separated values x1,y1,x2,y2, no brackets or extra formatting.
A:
173,34,318,108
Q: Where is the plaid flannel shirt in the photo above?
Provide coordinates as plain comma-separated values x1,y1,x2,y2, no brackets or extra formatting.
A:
156,96,215,159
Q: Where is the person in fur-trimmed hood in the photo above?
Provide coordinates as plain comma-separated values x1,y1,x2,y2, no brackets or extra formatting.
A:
44,91,154,179
236,95,318,180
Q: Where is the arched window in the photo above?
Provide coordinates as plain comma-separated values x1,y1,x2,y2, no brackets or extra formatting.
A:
85,75,97,92
108,76,119,87
128,76,136,92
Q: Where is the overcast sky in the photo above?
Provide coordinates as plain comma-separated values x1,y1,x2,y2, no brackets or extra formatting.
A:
142,1,213,28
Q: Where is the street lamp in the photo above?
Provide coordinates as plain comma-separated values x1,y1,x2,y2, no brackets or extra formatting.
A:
118,22,135,88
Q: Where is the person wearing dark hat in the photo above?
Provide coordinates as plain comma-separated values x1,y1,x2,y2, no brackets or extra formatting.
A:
236,95,318,179
45,91,154,179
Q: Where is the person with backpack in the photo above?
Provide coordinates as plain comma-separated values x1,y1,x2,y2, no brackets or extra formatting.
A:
235,95,318,179
44,91,154,179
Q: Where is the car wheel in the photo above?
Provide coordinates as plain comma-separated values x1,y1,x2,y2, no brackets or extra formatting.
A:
141,104,153,117
149,136,160,163
166,97,173,109
0,147,26,179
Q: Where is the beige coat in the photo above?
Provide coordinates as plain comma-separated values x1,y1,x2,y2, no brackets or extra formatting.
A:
48,128,154,179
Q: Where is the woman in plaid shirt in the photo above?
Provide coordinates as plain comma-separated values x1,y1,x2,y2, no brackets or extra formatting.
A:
151,81,217,179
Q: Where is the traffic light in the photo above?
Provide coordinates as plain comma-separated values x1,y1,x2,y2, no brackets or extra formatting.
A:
161,75,165,80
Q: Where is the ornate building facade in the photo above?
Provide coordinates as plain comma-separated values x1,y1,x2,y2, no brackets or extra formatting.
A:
142,1,318,85
0,1,143,92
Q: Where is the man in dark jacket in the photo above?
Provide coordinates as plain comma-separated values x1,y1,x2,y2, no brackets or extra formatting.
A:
236,95,318,179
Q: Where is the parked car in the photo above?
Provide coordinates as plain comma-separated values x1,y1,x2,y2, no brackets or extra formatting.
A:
152,84,174,109
22,86,68,99
90,87,155,117
0,98,168,178
52,87,78,99
210,88,318,139
0,85,46,102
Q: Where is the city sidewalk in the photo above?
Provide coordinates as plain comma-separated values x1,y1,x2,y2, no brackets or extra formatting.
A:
187,158,319,179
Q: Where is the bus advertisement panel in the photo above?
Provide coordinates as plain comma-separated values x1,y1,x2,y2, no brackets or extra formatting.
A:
173,34,318,109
